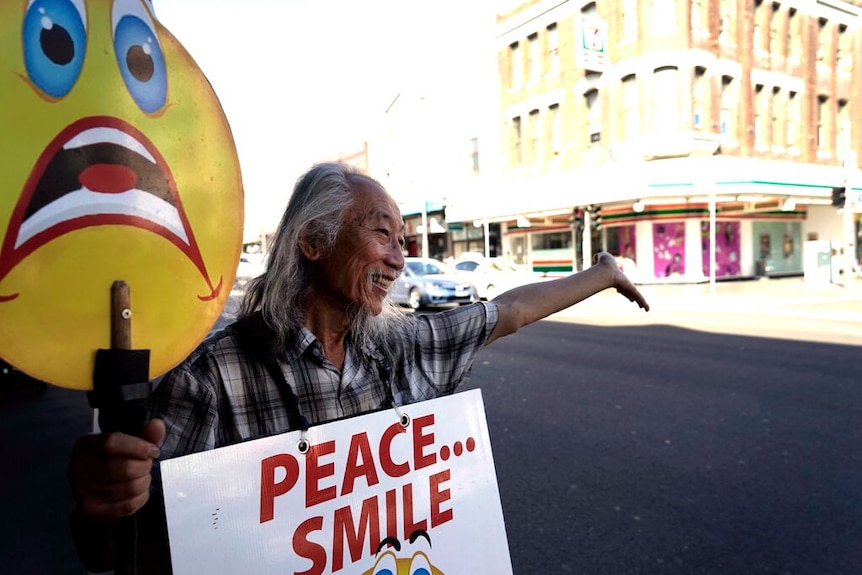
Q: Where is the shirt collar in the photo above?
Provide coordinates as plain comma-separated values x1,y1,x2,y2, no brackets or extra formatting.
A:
277,326,317,363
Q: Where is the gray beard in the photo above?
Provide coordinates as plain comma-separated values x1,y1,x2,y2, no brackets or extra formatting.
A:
346,298,410,356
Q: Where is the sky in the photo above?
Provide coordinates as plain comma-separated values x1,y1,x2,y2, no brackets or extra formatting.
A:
154,0,499,238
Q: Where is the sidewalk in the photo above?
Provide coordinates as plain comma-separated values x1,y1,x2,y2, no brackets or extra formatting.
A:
639,275,862,312
553,275,862,346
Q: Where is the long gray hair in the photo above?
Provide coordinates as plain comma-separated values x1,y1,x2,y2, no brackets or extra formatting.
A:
238,162,409,352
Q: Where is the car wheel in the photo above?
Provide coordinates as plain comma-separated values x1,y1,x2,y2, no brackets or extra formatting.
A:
408,288,423,310
485,284,498,300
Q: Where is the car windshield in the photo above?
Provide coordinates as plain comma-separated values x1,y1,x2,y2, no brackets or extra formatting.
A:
406,260,444,275
488,259,520,272
454,261,479,272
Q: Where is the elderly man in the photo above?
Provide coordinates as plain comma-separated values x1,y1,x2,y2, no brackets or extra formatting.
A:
68,162,648,573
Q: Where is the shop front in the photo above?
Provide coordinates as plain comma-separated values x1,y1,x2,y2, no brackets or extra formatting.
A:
444,156,856,283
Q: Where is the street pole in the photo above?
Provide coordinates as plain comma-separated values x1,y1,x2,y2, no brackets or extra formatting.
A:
841,122,856,288
709,190,717,295
421,201,429,259
582,209,592,270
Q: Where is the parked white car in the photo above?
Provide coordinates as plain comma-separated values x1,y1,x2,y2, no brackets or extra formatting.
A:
449,255,549,300
235,252,266,287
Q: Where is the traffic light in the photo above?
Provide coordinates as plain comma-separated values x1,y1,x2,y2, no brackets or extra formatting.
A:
591,205,603,230
832,186,846,208
572,207,585,230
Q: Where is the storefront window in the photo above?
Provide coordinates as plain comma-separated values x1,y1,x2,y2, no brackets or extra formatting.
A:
530,230,574,273
653,222,686,277
752,221,803,275
701,221,741,277
450,222,486,259
607,225,636,260
856,218,862,266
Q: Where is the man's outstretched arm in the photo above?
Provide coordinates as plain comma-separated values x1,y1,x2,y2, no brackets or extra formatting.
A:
487,252,649,345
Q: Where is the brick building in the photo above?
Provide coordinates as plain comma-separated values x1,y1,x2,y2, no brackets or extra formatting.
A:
446,0,862,281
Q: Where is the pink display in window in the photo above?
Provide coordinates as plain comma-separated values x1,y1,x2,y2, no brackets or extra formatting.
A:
702,221,741,277
653,222,686,278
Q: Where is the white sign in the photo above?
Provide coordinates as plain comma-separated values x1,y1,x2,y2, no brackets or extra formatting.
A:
162,389,513,575
576,15,609,72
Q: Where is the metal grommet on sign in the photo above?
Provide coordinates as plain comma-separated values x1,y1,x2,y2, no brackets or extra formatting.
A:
121,308,132,320
297,430,310,454
392,403,410,428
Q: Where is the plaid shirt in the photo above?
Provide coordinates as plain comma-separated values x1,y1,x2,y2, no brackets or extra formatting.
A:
149,302,498,462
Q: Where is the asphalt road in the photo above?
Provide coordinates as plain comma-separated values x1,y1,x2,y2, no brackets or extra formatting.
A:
2,288,860,574
462,319,861,574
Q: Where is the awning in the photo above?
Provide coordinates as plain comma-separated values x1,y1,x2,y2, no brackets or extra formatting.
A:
445,156,851,224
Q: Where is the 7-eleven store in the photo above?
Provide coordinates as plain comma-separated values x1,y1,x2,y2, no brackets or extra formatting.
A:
446,156,861,283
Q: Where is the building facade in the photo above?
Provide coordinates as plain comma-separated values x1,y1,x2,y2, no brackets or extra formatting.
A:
446,0,862,281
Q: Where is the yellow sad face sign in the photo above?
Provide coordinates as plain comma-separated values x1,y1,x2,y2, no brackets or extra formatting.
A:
0,0,243,390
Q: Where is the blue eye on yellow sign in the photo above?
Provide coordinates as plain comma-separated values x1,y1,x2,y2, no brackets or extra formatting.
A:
0,0,243,390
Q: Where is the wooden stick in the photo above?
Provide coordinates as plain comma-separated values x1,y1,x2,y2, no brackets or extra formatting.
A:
111,281,131,350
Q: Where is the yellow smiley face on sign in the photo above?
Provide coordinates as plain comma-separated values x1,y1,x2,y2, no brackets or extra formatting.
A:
0,0,243,390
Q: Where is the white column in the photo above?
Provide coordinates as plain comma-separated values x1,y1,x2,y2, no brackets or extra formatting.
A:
582,210,592,270
421,202,429,259
709,191,717,295
841,123,856,287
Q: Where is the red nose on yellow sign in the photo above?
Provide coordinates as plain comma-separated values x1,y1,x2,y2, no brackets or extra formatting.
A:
0,0,243,390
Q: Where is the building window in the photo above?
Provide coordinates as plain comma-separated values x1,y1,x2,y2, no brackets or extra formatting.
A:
753,0,764,50
512,116,522,163
719,0,733,43
720,75,735,137
837,99,849,162
771,87,781,147
786,91,798,148
693,67,707,130
817,95,828,150
531,231,572,251
769,2,780,52
652,66,679,133
528,33,540,83
529,109,541,162
622,0,637,41
754,84,765,146
691,0,704,32
651,0,676,35
510,42,522,88
469,137,479,175
838,24,851,71
549,103,562,154
547,23,559,77
622,75,639,139
817,18,828,63
584,89,601,146
787,9,800,60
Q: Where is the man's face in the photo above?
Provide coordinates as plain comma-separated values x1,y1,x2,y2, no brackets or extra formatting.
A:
318,181,405,315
